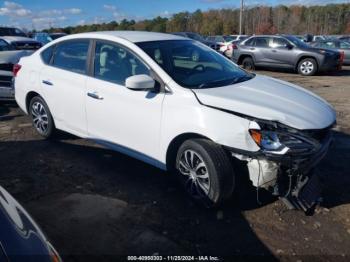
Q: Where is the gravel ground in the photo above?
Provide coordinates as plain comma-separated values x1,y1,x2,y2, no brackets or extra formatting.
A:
0,66,350,262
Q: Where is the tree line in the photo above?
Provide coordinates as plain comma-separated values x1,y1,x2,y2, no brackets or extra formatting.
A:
44,3,350,36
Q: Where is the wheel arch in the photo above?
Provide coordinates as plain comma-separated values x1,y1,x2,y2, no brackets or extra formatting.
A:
237,54,254,65
165,132,212,171
25,91,41,113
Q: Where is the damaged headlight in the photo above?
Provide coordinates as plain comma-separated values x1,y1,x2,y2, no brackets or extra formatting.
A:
249,123,315,155
249,129,288,153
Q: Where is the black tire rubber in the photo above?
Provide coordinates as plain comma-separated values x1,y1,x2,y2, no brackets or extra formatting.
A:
242,57,255,71
29,96,56,139
175,139,235,208
297,58,317,76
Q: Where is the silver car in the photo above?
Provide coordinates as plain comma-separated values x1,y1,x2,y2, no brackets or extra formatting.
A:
0,38,35,100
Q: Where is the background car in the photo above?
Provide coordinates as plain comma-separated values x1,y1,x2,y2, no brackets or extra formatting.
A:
0,185,61,262
339,35,350,43
33,32,53,45
311,40,350,65
49,33,67,40
1,36,42,51
0,38,32,100
233,35,341,76
0,27,27,37
172,32,220,52
229,35,250,41
206,35,240,58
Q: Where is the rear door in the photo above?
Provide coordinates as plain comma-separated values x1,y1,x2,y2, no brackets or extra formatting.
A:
252,37,273,64
40,39,90,136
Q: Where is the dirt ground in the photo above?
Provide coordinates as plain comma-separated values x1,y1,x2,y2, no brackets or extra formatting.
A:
0,66,350,262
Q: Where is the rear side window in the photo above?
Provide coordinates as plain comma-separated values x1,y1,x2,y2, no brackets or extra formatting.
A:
41,45,54,64
52,40,89,74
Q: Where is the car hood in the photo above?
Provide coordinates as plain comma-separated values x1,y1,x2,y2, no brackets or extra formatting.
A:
0,50,32,64
193,75,336,130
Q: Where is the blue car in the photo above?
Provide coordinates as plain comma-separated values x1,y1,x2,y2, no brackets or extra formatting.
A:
0,186,61,262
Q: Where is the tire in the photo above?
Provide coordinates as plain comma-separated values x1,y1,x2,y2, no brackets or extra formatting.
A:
297,58,317,76
29,96,56,138
242,57,255,71
175,139,235,208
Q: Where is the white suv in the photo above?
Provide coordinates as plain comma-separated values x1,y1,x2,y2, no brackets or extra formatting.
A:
14,31,336,210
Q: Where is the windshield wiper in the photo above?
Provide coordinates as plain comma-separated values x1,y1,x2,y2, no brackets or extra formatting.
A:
197,74,253,89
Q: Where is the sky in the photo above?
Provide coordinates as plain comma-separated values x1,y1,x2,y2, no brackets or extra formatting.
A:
0,0,349,30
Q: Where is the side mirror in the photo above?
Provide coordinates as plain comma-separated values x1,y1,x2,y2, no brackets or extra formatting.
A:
286,43,294,49
126,74,155,91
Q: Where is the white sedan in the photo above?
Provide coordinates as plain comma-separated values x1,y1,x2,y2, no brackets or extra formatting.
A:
14,31,336,210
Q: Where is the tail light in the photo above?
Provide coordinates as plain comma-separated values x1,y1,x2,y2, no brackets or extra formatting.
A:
340,51,344,63
13,64,21,77
228,44,238,50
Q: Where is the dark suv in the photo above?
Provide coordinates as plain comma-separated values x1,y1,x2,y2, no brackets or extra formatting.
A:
233,35,341,76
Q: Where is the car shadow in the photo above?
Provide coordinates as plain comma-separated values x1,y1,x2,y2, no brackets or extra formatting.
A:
0,137,278,260
0,130,349,260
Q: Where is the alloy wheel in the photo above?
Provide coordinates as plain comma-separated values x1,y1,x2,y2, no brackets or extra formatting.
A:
178,149,210,198
31,101,49,135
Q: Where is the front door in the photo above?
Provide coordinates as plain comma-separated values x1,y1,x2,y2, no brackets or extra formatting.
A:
85,41,165,166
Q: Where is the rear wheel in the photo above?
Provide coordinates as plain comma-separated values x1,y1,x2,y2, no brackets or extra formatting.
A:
297,58,317,76
29,96,56,138
175,139,235,208
242,57,255,71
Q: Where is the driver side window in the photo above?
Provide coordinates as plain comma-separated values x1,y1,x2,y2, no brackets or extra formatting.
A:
94,41,150,85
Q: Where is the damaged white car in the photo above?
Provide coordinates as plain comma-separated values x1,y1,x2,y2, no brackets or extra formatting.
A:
14,32,336,211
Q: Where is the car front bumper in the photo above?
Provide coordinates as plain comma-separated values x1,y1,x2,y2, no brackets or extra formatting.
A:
227,129,333,212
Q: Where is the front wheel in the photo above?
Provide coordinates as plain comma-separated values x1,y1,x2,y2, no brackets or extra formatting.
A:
175,139,235,208
297,58,317,76
29,96,56,138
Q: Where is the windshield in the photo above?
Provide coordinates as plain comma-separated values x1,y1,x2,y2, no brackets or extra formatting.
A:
285,36,309,48
137,40,253,89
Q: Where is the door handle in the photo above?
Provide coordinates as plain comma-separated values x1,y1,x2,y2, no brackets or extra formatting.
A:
272,50,277,52
42,80,53,86
87,92,104,100
249,48,255,50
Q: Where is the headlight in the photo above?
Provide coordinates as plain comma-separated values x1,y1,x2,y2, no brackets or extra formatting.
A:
249,130,285,152
249,128,316,155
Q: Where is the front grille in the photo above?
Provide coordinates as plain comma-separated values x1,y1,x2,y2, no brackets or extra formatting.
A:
13,41,41,50
0,75,13,87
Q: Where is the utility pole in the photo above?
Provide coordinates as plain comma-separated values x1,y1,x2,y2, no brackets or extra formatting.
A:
239,0,244,35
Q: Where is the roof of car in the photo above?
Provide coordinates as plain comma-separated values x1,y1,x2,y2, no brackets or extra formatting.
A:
71,31,187,43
